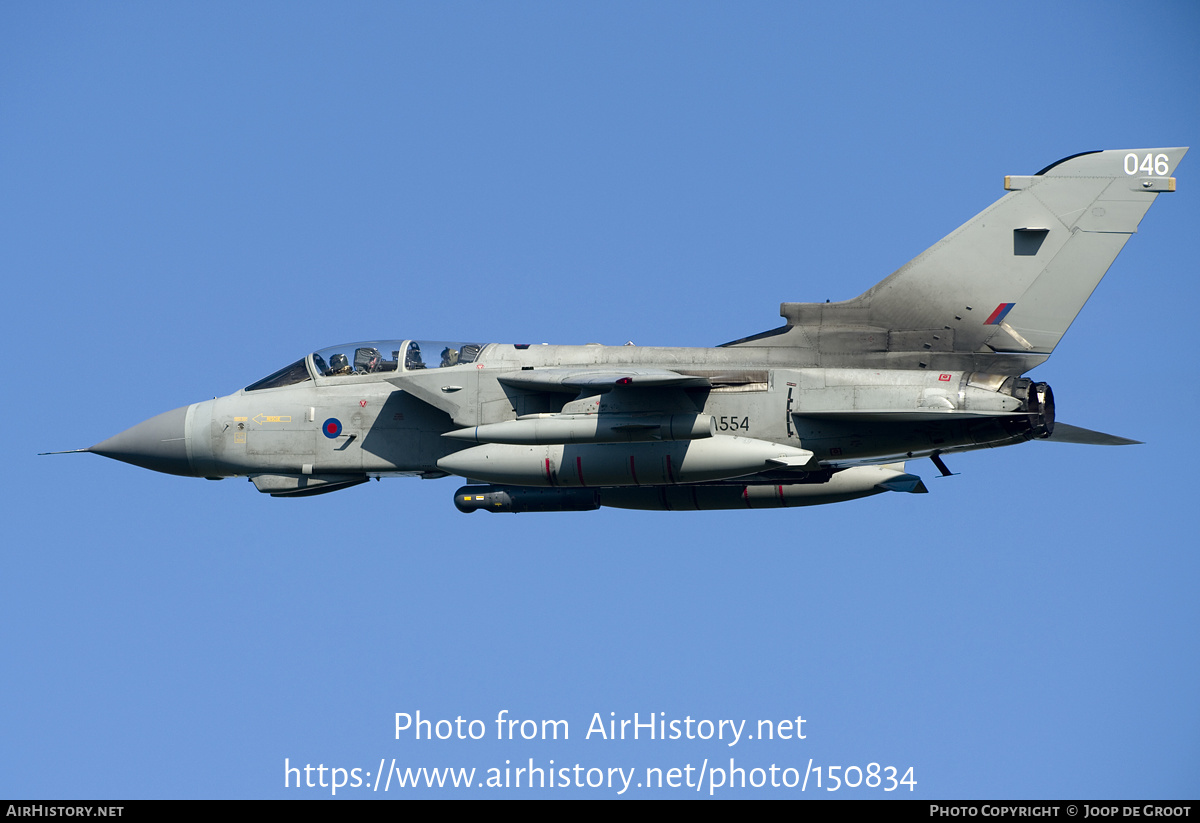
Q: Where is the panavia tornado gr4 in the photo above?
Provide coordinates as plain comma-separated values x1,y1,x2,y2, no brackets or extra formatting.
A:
59,147,1185,512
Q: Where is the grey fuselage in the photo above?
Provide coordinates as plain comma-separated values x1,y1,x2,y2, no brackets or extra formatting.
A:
85,147,1185,505
131,340,1042,489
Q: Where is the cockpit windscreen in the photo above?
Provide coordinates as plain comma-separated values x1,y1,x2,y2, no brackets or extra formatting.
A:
245,340,485,391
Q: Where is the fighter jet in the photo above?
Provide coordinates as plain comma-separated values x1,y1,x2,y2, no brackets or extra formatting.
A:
55,147,1185,512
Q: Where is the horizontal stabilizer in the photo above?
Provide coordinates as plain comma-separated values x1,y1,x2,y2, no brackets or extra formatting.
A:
1047,422,1142,446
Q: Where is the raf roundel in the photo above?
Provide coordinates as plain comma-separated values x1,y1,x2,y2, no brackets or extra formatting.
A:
322,418,342,439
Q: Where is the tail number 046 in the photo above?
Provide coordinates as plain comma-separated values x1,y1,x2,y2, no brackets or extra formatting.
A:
1125,153,1170,176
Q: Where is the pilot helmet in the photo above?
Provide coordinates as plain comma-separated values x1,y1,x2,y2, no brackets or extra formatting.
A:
330,353,349,371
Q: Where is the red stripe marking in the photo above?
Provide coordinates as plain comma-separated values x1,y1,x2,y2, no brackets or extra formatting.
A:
743,486,752,509
777,484,785,507
984,302,1014,325
576,456,586,487
545,457,554,486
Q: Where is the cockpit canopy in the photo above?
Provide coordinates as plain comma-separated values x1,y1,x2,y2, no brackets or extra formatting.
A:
244,340,484,392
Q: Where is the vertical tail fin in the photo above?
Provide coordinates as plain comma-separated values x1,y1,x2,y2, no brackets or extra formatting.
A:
734,148,1186,373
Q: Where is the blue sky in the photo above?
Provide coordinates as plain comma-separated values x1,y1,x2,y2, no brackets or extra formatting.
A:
2,2,1197,798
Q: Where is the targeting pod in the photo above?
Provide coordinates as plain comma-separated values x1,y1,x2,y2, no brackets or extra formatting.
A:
454,485,601,513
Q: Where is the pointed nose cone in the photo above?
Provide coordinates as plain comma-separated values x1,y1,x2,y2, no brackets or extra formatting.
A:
90,405,193,476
